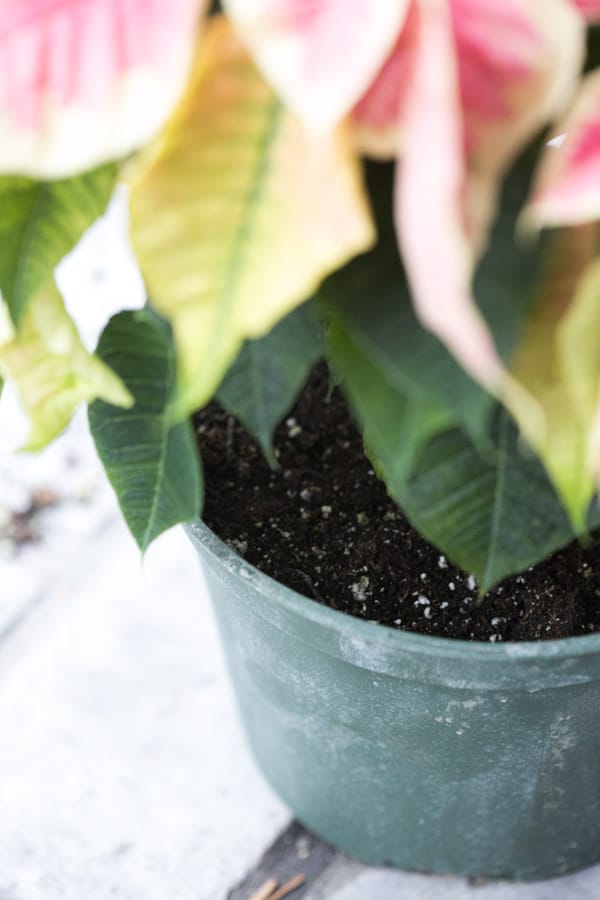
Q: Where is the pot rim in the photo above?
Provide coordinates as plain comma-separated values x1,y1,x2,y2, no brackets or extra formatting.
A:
187,518,600,663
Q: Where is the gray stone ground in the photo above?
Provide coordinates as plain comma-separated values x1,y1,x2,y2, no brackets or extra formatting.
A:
2,413,600,899
1,198,600,899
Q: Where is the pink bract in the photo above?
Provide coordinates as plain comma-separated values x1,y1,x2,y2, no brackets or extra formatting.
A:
572,0,600,21
0,0,206,177
527,71,600,227
354,0,584,388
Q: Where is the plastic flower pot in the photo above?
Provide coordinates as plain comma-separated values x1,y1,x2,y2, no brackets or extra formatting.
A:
186,519,600,880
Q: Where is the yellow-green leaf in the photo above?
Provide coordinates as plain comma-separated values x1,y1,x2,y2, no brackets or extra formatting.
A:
560,255,600,495
509,225,600,528
129,15,374,417
0,164,116,325
0,283,132,450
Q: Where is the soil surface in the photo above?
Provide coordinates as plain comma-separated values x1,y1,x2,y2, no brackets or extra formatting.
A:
194,366,600,642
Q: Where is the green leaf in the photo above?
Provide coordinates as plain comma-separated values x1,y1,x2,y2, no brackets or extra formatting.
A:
318,142,570,588
330,297,600,590
394,410,599,593
217,302,322,464
318,161,492,442
0,164,116,324
89,309,203,552
319,137,548,447
0,283,132,451
328,316,454,487
328,311,590,591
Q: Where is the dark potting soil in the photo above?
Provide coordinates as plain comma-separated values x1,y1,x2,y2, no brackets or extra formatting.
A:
194,365,600,642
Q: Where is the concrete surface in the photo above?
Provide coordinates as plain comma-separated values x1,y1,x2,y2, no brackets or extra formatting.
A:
0,417,289,900
1,192,600,899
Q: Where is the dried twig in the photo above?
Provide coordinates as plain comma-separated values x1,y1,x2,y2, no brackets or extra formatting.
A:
247,873,306,900
268,874,306,900
248,879,278,900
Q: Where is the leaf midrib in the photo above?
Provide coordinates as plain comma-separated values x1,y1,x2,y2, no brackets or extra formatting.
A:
140,340,175,551
211,98,283,343
481,412,509,590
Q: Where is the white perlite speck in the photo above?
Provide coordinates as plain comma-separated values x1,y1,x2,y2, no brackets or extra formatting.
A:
351,575,370,602
466,575,476,591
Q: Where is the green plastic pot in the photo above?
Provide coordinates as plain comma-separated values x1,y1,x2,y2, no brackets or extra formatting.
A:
186,519,600,880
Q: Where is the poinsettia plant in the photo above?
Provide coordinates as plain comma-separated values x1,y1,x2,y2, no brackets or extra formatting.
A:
1,0,600,592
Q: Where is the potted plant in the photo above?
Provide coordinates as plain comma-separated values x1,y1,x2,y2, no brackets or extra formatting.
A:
1,0,600,882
